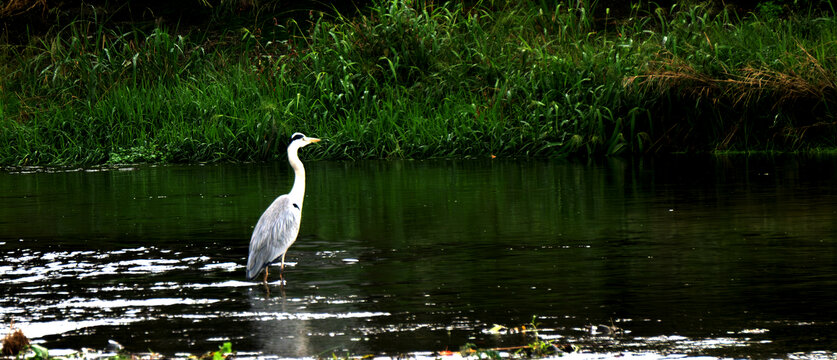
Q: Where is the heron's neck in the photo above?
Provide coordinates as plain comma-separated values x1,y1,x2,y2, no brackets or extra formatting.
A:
288,147,306,207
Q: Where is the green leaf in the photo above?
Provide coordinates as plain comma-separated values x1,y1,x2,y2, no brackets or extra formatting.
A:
29,344,50,360
212,342,232,360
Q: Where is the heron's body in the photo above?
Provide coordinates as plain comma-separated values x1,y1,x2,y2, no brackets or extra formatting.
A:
245,195,301,281
246,133,319,284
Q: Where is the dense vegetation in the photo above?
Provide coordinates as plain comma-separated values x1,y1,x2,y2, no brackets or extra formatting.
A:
1,0,836,166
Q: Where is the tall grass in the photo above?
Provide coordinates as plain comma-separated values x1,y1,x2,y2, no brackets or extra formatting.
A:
1,0,836,166
627,1,837,150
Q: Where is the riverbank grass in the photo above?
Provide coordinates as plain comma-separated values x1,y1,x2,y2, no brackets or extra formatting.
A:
1,1,836,166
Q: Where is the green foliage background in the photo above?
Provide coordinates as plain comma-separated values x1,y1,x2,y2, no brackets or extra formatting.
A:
1,0,836,166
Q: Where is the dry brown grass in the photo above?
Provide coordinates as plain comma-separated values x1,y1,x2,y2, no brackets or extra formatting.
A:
626,44,836,110
1,325,30,356
0,0,46,18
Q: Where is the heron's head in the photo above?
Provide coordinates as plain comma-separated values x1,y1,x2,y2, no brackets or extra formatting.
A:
288,132,321,149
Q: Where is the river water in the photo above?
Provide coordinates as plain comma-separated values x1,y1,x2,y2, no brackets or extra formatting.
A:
1,157,836,359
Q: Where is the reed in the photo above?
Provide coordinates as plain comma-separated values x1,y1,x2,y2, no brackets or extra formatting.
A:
1,0,836,166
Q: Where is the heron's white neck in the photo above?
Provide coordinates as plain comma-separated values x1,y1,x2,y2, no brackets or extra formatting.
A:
288,145,306,208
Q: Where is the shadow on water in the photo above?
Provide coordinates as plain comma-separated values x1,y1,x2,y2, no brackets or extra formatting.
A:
1,156,837,359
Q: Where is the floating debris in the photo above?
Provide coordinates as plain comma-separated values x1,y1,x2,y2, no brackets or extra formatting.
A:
484,324,532,335
586,323,625,336
106,340,124,352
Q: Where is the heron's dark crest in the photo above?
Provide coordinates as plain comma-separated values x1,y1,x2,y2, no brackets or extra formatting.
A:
289,133,305,146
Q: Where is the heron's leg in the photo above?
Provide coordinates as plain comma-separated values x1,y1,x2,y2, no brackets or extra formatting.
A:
279,253,287,284
263,267,269,285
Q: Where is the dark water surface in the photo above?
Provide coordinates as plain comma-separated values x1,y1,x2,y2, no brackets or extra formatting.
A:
2,157,837,359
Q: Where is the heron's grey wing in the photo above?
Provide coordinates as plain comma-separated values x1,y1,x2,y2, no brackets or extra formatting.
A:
246,195,302,280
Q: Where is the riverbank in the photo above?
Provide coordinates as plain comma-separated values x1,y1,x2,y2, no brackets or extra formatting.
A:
1,1,835,166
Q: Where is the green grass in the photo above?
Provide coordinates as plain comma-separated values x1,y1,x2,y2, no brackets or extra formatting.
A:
1,0,836,166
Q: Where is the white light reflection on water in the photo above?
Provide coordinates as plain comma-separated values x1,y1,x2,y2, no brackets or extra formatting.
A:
175,311,390,321
1,246,199,283
4,319,143,339
149,280,254,290
2,274,48,284
199,262,243,272
55,297,220,309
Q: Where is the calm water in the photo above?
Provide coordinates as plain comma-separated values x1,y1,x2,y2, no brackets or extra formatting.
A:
2,157,837,359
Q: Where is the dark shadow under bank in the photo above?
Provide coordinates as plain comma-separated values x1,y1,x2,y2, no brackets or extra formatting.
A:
2,0,833,37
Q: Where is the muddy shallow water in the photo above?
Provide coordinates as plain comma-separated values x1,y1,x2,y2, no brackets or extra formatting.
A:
2,157,837,359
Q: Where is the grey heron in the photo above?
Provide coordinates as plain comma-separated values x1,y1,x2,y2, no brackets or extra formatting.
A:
246,132,320,285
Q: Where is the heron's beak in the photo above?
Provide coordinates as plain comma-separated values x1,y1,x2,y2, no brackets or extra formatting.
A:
309,138,321,143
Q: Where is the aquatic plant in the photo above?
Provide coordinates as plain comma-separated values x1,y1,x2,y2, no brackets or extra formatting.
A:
474,317,575,358
199,341,234,360
22,344,49,360
517,316,562,357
